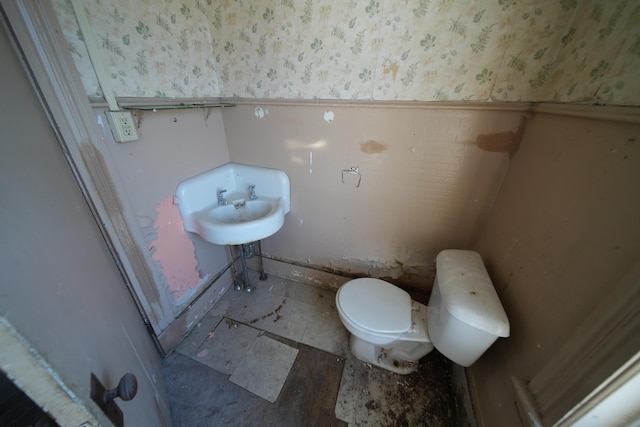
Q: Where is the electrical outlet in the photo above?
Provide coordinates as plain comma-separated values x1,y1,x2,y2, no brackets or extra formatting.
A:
106,110,138,143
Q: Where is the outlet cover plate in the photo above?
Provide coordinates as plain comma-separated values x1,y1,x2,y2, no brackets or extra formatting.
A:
106,110,138,143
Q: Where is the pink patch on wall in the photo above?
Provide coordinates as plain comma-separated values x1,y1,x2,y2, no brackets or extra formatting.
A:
149,196,201,300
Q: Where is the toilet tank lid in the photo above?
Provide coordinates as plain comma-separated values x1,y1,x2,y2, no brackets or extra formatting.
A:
337,278,412,334
436,250,510,337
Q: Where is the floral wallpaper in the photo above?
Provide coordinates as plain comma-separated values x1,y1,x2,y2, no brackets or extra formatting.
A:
53,0,640,105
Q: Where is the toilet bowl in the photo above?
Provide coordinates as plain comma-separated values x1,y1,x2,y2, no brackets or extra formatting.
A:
336,278,435,374
336,249,510,374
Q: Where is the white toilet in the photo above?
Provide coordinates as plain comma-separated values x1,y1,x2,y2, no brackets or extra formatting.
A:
335,249,510,374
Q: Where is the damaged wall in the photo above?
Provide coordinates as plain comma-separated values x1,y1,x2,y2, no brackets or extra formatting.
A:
92,107,231,315
223,103,528,291
469,110,640,426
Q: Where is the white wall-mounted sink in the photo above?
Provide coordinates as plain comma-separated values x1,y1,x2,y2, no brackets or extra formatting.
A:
175,163,290,245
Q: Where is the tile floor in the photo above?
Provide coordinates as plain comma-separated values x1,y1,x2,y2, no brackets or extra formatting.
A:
163,270,460,426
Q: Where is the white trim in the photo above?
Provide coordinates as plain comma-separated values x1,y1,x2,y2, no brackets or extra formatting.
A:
0,317,103,427
529,259,640,425
69,0,119,111
555,351,640,427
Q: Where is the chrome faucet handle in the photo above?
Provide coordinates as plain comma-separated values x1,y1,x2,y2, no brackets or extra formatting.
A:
217,189,228,205
248,185,257,199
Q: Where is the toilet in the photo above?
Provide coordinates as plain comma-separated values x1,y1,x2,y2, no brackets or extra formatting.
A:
335,249,510,374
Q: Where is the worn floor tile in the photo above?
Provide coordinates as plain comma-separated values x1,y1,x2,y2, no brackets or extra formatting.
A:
165,272,460,427
229,334,299,403
227,286,285,323
163,346,347,427
314,286,340,311
299,307,349,357
280,278,325,305
193,318,261,375
175,307,225,357
228,290,309,342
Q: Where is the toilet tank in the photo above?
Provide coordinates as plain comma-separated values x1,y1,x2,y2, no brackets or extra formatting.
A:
427,250,510,367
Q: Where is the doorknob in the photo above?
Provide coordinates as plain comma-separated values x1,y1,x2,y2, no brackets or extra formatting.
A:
103,372,137,402
91,372,138,427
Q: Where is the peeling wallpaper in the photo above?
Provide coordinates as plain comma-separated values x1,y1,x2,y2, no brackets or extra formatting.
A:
54,0,640,104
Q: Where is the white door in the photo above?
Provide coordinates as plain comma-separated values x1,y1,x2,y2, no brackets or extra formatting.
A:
0,12,171,427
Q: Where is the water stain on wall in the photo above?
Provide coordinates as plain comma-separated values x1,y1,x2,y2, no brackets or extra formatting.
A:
338,252,435,292
383,61,400,81
361,139,389,154
475,116,528,157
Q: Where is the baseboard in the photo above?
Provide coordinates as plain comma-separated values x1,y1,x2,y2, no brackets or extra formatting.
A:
248,256,352,291
451,364,478,427
157,268,234,353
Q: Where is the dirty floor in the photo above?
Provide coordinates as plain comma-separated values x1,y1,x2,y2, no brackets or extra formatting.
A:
162,271,460,426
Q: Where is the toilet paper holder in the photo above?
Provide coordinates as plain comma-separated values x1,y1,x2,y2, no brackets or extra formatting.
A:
341,167,361,188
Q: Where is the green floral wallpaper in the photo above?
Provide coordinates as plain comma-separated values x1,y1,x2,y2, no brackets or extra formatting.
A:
53,0,640,105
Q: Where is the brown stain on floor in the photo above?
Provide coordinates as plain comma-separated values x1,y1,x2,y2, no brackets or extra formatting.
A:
475,115,528,157
338,351,459,426
361,139,389,154
248,299,287,324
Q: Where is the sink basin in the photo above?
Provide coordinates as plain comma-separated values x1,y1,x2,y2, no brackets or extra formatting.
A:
175,163,290,245
210,199,274,224
194,198,284,244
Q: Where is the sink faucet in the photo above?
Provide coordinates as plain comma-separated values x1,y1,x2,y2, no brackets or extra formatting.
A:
248,185,257,199
217,189,228,205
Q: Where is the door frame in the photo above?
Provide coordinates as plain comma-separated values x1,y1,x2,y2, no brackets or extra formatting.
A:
1,0,175,346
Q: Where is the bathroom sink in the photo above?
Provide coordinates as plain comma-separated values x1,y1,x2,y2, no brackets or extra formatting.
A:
194,198,284,244
175,163,290,245
210,199,273,224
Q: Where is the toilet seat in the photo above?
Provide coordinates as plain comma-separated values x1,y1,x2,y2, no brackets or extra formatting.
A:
336,278,412,334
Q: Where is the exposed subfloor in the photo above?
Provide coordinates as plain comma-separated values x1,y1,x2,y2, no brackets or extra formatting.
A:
162,271,459,426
